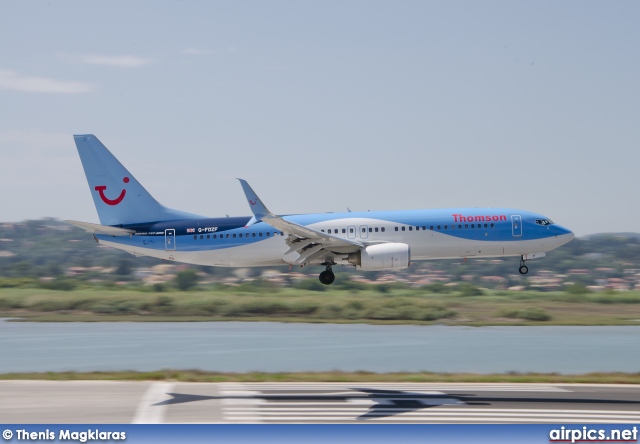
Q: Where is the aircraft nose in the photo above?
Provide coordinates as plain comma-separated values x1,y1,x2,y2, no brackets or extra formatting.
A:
555,225,574,243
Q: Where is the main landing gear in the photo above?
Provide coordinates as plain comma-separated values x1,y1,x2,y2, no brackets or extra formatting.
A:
319,263,335,285
519,256,529,275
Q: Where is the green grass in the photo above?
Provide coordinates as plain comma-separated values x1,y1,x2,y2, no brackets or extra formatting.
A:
2,286,640,325
1,370,639,384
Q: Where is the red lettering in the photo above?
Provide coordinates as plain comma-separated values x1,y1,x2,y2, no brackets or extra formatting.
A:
453,214,506,223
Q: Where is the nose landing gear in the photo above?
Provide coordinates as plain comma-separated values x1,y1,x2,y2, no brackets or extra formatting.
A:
519,256,529,275
319,263,335,285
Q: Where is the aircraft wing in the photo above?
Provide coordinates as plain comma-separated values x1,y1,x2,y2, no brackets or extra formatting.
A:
64,220,135,236
237,179,362,264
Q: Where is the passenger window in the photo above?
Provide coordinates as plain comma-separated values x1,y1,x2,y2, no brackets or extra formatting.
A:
226,234,230,238
369,227,372,232
350,228,354,233
422,226,426,230
490,223,494,228
232,234,236,238
401,227,406,231
484,223,488,228
374,227,379,232
381,227,385,232
200,234,204,239
342,229,346,234
430,226,434,230
266,232,270,236
408,227,412,231
213,234,217,239
471,224,475,228
362,228,366,233
437,225,441,230
451,224,455,230
395,227,398,232
193,235,197,240
259,233,262,237
444,225,448,229
207,234,210,239
415,226,419,231
321,230,325,233
465,224,468,229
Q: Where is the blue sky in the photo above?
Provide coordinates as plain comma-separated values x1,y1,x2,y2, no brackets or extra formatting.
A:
0,1,638,236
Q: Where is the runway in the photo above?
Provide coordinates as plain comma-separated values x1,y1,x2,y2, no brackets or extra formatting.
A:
1,381,639,424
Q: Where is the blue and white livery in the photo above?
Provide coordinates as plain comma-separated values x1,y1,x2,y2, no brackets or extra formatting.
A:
66,135,574,285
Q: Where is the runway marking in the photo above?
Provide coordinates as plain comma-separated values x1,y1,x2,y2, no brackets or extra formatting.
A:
224,417,640,423
225,408,640,423
131,382,175,424
237,383,570,392
220,382,265,424
207,382,640,423
226,409,640,418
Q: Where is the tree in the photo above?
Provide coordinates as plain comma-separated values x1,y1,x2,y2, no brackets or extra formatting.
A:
116,259,133,276
174,269,199,291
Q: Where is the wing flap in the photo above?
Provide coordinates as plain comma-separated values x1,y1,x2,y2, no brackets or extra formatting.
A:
237,179,363,256
261,215,362,250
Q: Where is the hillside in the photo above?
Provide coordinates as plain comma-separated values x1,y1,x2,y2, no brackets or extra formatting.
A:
1,218,639,291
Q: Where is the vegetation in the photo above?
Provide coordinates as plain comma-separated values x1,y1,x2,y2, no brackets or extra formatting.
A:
3,285,640,325
2,218,640,288
174,269,199,291
495,307,552,321
2,219,640,325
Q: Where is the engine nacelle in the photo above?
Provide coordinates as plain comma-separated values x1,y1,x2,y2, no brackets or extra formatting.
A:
348,243,410,271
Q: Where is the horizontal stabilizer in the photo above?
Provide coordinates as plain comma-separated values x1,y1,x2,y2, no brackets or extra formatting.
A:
64,220,135,236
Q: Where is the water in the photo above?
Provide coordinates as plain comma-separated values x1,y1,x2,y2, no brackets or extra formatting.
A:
0,319,638,374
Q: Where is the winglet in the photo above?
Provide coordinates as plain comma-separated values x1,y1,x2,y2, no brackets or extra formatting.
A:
236,179,363,251
237,179,273,220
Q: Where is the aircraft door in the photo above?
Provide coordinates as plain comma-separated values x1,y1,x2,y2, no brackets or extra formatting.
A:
511,215,522,237
359,225,369,239
347,225,356,239
165,229,176,250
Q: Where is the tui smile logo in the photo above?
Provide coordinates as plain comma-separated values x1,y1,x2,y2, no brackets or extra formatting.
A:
95,177,129,206
249,199,257,206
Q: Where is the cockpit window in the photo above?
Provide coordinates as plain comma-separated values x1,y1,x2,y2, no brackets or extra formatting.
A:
535,219,554,226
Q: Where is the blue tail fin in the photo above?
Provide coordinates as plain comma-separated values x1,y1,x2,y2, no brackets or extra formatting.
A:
74,134,203,226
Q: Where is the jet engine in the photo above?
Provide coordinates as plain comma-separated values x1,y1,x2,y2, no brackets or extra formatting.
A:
348,243,410,271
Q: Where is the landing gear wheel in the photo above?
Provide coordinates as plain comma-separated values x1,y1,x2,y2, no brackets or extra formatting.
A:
319,270,335,285
519,265,529,275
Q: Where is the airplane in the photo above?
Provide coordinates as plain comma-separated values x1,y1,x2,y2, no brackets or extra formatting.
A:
66,134,574,285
